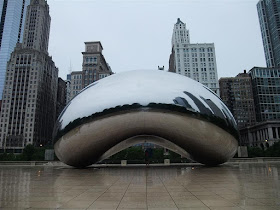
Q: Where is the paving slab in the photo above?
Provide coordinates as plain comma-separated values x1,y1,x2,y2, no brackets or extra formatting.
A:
0,163,280,209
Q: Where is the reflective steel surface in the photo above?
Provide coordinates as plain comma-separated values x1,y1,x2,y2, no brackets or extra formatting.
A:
54,70,239,167
0,163,280,209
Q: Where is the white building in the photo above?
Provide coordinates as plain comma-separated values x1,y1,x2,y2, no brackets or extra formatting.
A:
169,18,220,96
69,71,83,100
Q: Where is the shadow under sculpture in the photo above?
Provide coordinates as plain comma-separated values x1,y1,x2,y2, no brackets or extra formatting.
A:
53,70,239,168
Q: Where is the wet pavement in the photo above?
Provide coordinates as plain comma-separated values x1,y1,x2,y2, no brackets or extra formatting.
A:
0,163,280,209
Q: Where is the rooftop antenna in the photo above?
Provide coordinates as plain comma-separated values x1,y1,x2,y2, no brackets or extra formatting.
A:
69,59,72,73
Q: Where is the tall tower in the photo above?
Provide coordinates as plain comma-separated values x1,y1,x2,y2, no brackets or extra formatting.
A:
249,67,280,122
69,41,112,100
0,0,58,152
22,0,50,53
257,0,280,67
0,0,30,100
169,18,220,95
219,71,256,129
172,18,190,45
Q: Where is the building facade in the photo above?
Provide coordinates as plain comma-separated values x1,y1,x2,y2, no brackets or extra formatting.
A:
0,0,30,100
257,0,280,67
69,41,112,99
0,0,58,152
65,74,71,104
56,77,66,119
240,121,280,148
249,67,280,122
219,71,256,129
69,71,82,100
169,18,220,95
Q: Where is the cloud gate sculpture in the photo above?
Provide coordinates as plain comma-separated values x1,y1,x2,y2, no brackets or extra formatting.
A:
53,70,239,168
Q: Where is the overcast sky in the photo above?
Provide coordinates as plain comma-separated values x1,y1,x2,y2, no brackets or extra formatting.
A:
47,0,266,79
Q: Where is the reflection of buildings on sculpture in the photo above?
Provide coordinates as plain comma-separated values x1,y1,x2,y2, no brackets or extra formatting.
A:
240,121,280,149
169,18,220,96
68,41,113,100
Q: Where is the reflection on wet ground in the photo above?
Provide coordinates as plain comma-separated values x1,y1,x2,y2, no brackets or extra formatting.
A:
0,163,279,209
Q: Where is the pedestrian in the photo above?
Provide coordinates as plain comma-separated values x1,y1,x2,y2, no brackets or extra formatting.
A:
145,149,149,166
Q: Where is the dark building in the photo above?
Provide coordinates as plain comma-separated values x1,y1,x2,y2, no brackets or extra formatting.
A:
219,71,256,129
0,0,58,152
56,78,66,119
249,67,280,122
168,48,175,73
240,121,280,148
65,75,71,104
257,0,280,67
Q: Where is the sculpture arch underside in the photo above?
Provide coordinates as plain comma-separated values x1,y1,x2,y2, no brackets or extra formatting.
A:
54,110,238,168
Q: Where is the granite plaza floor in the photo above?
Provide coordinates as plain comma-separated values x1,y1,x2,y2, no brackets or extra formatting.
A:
0,163,280,210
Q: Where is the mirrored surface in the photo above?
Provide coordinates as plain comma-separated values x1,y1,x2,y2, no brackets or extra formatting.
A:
54,70,239,167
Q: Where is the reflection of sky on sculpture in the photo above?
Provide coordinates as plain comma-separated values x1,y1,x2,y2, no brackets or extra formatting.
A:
60,70,235,129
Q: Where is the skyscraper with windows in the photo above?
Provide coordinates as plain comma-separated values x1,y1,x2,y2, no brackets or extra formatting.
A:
56,77,66,119
169,18,220,95
249,67,280,122
0,0,58,152
0,0,30,99
69,41,112,99
219,71,256,129
257,0,280,67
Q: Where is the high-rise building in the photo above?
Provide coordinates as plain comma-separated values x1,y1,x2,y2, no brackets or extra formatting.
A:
70,41,112,99
257,0,280,67
65,74,71,104
169,18,220,95
69,71,83,100
56,77,66,119
219,71,256,129
0,0,30,100
249,67,280,122
0,0,58,152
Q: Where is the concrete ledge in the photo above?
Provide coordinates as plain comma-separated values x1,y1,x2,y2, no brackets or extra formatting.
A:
1,158,280,167
229,157,280,163
0,161,66,166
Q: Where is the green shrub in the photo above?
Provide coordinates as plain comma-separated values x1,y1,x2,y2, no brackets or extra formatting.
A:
0,153,16,161
247,146,265,157
265,141,280,157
